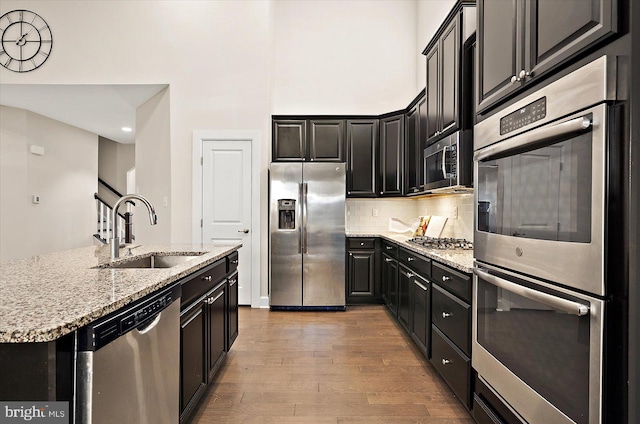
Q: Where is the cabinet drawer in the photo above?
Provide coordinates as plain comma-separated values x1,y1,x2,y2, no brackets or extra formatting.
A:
432,262,471,303
227,251,239,274
472,394,505,424
181,259,226,307
399,248,431,277
381,240,397,258
431,326,470,409
432,284,470,356
348,238,375,250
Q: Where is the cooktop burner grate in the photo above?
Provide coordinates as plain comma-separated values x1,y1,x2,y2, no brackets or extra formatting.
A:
407,236,473,250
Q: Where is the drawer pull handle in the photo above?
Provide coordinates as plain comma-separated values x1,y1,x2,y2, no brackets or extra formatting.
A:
442,359,451,365
442,276,451,282
407,257,414,262
203,275,212,282
442,312,452,318
231,260,238,264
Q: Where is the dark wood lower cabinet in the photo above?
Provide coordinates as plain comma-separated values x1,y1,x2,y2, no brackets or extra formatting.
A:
227,272,239,349
207,282,227,379
410,275,430,357
398,264,412,331
180,301,207,417
179,254,239,423
382,253,399,316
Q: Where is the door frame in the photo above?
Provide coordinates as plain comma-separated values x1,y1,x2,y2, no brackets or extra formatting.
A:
192,130,262,308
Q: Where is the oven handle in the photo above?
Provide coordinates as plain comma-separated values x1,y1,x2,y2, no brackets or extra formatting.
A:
474,116,592,162
474,267,590,316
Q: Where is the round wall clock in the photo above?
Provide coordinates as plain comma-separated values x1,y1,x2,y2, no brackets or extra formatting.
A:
0,9,52,73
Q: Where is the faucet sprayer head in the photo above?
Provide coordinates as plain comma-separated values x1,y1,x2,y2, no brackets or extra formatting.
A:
149,210,158,225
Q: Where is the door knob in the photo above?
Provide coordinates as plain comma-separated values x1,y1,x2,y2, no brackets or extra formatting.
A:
238,228,249,234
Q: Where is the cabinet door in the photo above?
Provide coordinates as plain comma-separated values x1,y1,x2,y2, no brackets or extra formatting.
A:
425,45,440,140
227,273,238,350
477,0,523,113
207,284,227,379
398,264,412,332
380,114,404,196
405,107,420,194
308,119,345,162
347,250,376,303
346,120,378,197
410,275,430,357
417,96,427,188
273,120,306,161
440,16,459,134
383,254,398,315
180,303,206,415
525,0,618,80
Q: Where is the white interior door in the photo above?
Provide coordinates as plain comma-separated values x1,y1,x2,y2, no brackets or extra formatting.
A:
202,140,252,305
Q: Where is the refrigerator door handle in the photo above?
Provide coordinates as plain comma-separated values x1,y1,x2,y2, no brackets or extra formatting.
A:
302,182,308,254
298,183,303,254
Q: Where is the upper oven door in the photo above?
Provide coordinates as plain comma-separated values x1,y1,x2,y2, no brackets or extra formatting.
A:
474,103,606,296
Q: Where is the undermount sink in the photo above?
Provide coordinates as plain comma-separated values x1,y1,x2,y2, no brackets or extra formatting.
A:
99,254,203,269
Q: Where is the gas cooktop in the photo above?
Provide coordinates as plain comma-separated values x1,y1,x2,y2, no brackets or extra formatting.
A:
407,236,473,250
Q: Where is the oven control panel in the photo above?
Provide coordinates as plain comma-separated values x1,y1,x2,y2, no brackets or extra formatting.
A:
500,97,546,135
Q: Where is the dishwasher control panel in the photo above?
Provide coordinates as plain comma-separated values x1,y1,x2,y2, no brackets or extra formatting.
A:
79,283,180,351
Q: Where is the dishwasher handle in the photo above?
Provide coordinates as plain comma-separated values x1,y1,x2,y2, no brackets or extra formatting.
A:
137,313,162,334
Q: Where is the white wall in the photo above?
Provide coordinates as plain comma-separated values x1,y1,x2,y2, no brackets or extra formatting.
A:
136,88,172,244
0,106,98,262
416,0,458,90
272,0,418,114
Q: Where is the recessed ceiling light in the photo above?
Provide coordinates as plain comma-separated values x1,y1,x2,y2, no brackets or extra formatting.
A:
121,126,133,132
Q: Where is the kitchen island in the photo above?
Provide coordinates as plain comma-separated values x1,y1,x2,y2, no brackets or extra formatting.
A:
0,242,241,417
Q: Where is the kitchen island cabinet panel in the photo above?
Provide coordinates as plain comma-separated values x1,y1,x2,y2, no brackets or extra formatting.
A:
227,272,239,349
180,302,207,417
207,282,227,379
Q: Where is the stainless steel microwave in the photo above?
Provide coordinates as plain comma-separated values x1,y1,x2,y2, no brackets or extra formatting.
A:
423,130,473,193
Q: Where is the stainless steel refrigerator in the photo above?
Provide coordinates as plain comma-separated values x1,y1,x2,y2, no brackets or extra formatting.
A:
269,162,346,309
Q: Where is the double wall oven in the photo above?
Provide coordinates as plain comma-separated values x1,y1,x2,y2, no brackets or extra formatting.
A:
473,56,617,424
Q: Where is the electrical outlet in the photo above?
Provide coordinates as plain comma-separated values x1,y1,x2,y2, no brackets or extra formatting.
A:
372,208,379,217
452,206,459,219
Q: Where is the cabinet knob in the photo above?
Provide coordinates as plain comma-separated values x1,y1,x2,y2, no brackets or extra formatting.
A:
407,272,414,278
203,275,212,281
442,312,452,318
385,258,393,263
518,69,531,79
442,276,451,282
231,259,239,264
510,75,521,84
386,246,393,250
360,242,364,246
407,257,414,262
442,359,451,365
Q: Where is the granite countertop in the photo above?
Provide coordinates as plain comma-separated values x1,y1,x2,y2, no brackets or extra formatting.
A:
0,243,242,343
347,232,473,273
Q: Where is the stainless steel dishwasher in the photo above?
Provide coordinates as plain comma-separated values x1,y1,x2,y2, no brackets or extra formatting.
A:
76,282,181,424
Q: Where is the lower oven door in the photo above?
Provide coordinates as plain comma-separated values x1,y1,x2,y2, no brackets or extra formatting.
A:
473,263,604,424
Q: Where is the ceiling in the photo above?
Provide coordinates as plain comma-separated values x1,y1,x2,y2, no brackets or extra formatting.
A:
0,84,168,144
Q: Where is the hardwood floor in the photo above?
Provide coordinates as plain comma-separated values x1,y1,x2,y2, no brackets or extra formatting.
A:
189,305,473,424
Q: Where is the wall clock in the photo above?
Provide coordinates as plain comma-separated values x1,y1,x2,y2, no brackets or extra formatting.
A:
0,9,52,72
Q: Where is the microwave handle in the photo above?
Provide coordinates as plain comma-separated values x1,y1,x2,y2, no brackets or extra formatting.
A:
442,145,455,179
474,116,592,162
474,267,590,316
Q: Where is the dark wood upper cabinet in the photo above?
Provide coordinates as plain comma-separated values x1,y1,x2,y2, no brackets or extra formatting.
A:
423,2,473,145
379,114,405,196
405,97,424,195
272,118,344,162
308,119,345,162
346,119,378,198
477,0,618,114
273,120,306,161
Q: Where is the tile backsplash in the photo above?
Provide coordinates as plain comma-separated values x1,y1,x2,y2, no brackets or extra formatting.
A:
346,193,474,241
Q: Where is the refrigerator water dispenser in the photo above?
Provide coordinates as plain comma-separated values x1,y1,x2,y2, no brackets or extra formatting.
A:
277,199,296,229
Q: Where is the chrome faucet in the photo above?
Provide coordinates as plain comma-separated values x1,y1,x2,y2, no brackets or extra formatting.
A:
110,194,158,260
